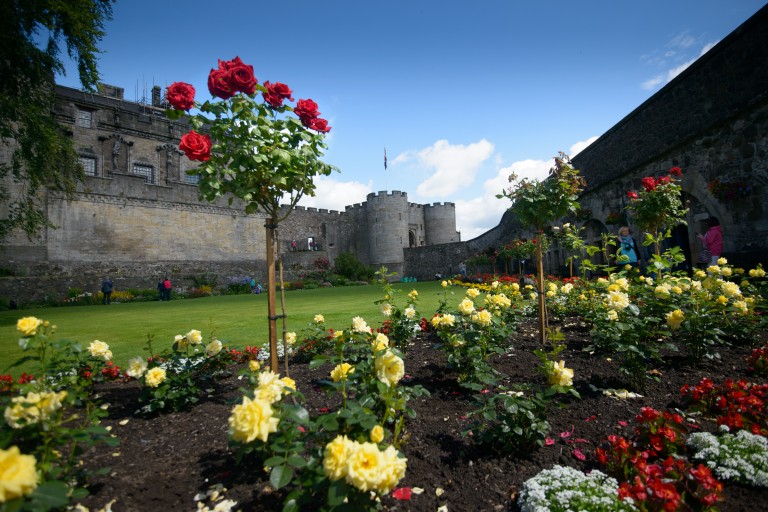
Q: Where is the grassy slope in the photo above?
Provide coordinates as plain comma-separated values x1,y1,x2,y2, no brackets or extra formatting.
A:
0,281,454,375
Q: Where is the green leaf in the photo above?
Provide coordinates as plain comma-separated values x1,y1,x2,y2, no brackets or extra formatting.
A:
270,464,294,490
27,480,70,509
327,480,347,506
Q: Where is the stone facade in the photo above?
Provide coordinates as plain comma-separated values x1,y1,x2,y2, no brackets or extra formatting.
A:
0,86,458,302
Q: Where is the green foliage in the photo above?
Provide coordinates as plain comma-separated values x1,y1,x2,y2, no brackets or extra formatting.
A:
1,318,118,509
0,0,114,240
498,153,585,231
333,252,374,282
463,381,553,455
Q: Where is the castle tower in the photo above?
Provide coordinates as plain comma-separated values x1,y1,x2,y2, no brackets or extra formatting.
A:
424,202,460,245
365,191,410,272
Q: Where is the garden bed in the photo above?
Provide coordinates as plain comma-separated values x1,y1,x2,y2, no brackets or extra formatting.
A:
75,317,768,511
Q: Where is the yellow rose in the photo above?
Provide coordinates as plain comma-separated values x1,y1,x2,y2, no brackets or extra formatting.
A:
607,310,619,322
666,309,685,330
491,281,499,289
256,370,284,404
0,446,39,502
717,257,727,266
285,332,297,346
322,435,355,480
280,376,296,395
373,333,389,351
733,300,749,315
145,367,167,388
228,396,279,444
377,445,407,494
174,334,188,349
345,442,384,492
205,339,223,356
404,306,416,319
716,295,728,306
126,357,148,378
749,267,766,278
605,291,630,311
313,314,325,323
381,303,393,317
16,317,43,337
88,340,112,361
333,330,344,340
721,267,732,277
466,288,480,299
249,360,261,372
471,309,493,327
548,360,574,387
441,280,448,288
375,351,405,387
370,425,385,444
707,265,721,275
458,298,475,316
408,290,418,300
186,329,203,345
721,281,741,298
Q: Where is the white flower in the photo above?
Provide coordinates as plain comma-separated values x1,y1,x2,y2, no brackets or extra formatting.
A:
205,339,223,356
88,340,112,361
404,306,416,319
125,357,148,378
381,303,393,317
352,316,370,333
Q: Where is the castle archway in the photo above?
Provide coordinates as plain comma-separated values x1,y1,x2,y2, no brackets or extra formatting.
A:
409,230,416,247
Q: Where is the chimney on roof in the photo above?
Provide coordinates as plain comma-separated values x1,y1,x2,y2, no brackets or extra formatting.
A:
152,85,162,107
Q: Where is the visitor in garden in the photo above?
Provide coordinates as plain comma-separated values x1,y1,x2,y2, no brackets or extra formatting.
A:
157,280,164,300
458,260,467,278
698,216,723,265
163,277,172,301
101,277,113,305
616,226,641,269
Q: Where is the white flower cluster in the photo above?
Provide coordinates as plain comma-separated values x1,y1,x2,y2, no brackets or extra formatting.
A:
519,465,637,512
256,341,295,362
688,429,768,487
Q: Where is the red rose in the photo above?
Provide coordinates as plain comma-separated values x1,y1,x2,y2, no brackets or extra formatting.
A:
263,81,294,108
294,98,320,124
166,82,196,110
641,176,657,191
657,175,671,185
179,130,212,162
208,68,234,99
669,166,682,176
225,56,257,95
627,191,639,200
307,117,331,133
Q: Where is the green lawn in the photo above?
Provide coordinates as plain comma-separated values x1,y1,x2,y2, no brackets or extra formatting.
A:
0,280,454,375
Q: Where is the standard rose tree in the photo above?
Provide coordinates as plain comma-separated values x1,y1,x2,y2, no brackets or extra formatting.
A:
165,56,335,372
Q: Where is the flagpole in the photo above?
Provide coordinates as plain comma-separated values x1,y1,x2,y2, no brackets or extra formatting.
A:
384,147,388,191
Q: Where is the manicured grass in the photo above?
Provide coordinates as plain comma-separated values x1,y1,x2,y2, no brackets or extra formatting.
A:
0,280,456,375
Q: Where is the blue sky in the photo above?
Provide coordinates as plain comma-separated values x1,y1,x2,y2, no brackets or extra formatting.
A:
55,1,767,240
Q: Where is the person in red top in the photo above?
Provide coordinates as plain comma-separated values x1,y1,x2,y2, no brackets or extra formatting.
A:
162,277,172,301
697,217,723,265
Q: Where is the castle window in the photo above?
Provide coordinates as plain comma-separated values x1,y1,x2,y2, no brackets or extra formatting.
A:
132,164,155,184
79,156,97,176
77,109,93,128
184,173,200,184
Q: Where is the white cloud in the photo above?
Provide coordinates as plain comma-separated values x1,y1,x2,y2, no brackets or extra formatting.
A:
569,136,599,156
641,40,719,90
293,175,372,212
394,139,494,198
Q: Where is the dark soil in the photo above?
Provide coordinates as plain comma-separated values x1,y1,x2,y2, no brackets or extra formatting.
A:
78,318,768,511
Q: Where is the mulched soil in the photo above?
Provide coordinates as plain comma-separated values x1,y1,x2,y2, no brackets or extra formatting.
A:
77,318,768,511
